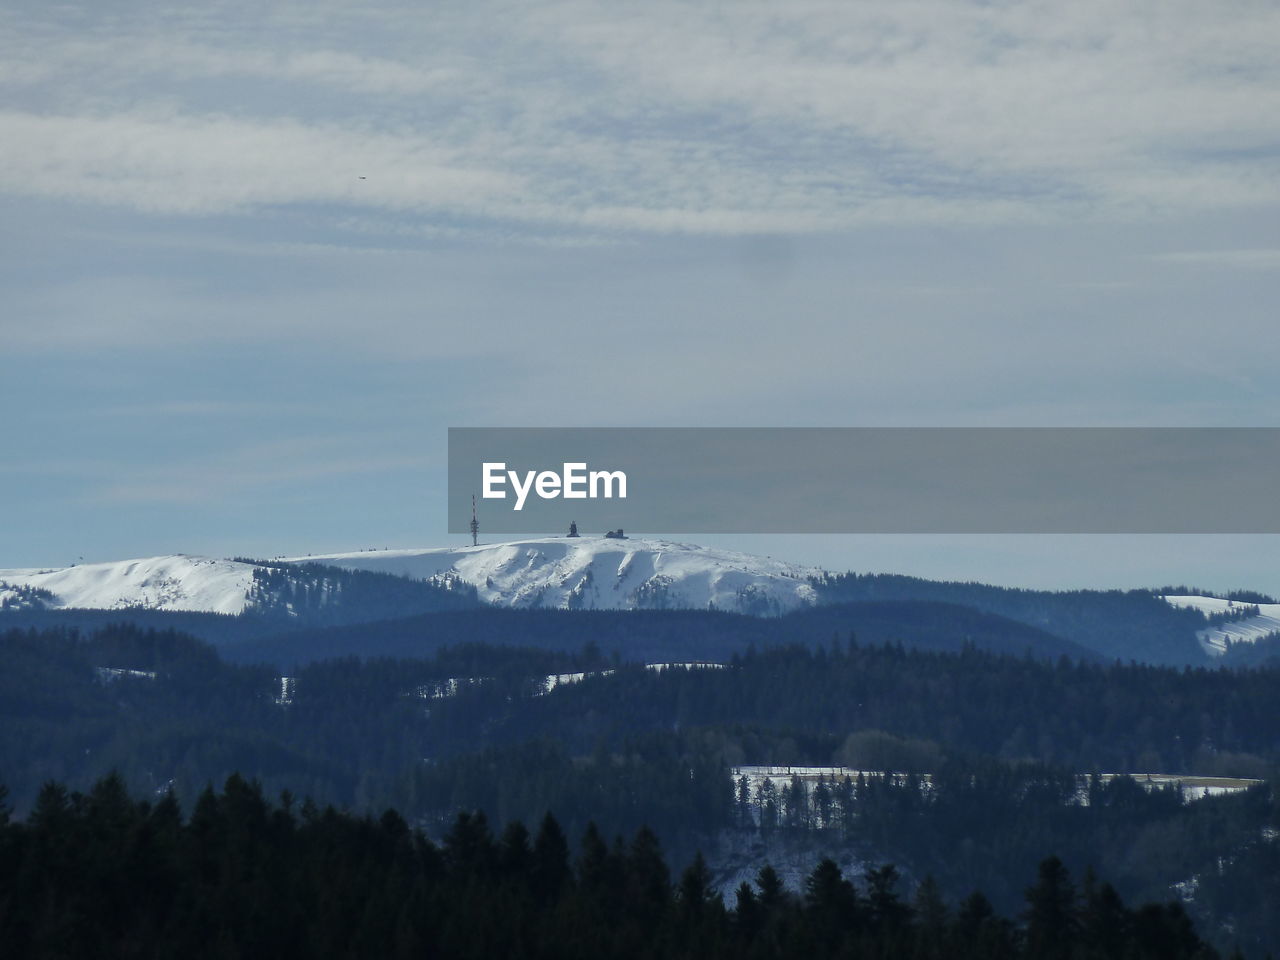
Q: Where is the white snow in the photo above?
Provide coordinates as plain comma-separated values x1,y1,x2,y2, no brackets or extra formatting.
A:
0,538,817,618
95,666,158,683
0,555,257,615
290,536,819,614
1162,595,1280,656
732,765,930,796
415,662,729,700
732,766,1257,808
275,676,296,706
6,549,1275,646
645,661,727,673
1076,773,1260,804
540,671,598,693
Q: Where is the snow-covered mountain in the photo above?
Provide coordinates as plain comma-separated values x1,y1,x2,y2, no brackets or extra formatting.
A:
1162,595,1280,656
0,555,256,614
0,537,819,617
6,544,1270,659
293,537,819,614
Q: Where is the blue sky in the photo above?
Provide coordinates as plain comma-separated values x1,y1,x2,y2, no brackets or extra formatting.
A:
3,1,1279,592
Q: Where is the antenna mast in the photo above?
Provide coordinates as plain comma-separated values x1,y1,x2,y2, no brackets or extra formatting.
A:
470,494,479,547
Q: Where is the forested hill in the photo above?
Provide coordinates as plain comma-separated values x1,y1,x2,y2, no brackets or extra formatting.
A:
812,572,1209,665
0,598,1092,668
4,623,1279,953
0,775,1223,960
3,541,1261,666
218,599,1094,668
7,623,1278,822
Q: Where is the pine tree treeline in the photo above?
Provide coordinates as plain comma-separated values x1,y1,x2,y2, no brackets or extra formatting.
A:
243,560,479,625
0,774,1223,960
0,581,55,611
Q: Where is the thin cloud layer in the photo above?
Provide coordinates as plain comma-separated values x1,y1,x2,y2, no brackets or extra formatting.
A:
3,0,1279,234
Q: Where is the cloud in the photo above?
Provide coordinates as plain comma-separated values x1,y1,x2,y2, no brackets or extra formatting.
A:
2,1,1278,235
0,110,521,216
1151,248,1280,268
87,436,435,505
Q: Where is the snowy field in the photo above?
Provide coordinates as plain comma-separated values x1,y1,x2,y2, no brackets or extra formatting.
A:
0,555,256,614
730,765,1258,807
1163,595,1280,656
405,661,727,700
295,537,819,614
0,537,817,618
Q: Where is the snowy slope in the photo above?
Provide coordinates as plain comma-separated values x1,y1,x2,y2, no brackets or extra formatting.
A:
7,547,1274,639
288,537,819,613
0,538,819,617
0,555,256,615
1162,595,1280,656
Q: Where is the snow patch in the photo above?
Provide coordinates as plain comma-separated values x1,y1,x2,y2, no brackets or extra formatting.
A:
1163,595,1280,656
0,555,256,615
95,666,157,683
294,536,819,615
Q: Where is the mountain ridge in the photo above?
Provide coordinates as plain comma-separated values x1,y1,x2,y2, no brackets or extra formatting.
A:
2,537,1265,666
1,536,820,619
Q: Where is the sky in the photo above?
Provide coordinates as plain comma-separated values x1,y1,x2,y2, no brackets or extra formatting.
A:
2,0,1279,593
